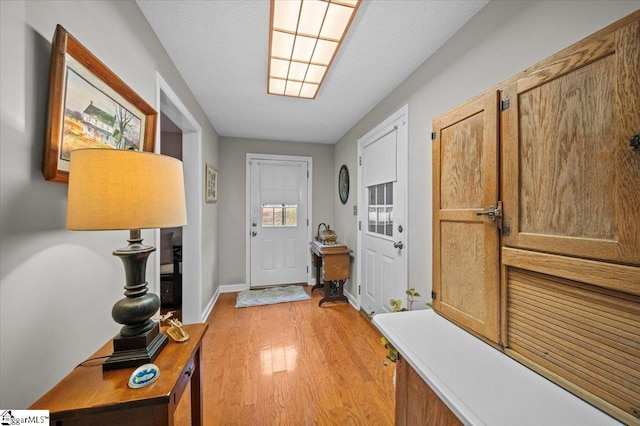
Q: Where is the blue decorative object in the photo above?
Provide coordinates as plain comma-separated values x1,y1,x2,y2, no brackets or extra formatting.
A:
128,363,160,389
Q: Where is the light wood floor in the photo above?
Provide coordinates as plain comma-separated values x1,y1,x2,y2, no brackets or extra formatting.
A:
175,286,396,425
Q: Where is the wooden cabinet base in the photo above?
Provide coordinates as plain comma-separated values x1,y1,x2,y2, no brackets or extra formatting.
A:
395,356,462,426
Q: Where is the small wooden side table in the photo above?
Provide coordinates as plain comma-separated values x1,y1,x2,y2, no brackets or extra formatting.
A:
30,323,208,426
310,242,352,306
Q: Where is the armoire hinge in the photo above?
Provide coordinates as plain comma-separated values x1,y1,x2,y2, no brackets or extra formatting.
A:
431,131,436,140
500,99,510,111
431,291,437,300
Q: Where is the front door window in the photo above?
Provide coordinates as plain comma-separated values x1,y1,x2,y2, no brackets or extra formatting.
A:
261,204,298,227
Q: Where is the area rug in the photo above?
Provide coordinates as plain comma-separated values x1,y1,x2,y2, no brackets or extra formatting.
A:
235,285,310,308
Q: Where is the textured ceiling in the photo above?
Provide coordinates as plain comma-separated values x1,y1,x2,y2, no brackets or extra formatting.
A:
137,0,488,144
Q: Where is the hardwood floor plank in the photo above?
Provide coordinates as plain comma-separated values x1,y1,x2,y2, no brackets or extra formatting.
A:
190,287,394,425
241,312,260,406
271,371,292,424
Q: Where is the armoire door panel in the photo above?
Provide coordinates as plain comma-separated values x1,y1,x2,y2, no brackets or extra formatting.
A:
439,111,485,210
501,20,640,266
433,91,500,343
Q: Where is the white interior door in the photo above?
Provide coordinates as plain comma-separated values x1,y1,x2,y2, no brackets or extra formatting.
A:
358,106,408,316
249,157,309,287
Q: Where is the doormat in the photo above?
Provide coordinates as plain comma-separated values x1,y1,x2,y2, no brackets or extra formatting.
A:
235,285,310,308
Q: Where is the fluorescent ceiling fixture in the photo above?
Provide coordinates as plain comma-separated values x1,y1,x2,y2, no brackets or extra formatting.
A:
268,0,361,99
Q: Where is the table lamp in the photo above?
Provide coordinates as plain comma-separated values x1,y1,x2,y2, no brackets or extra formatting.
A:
66,149,187,371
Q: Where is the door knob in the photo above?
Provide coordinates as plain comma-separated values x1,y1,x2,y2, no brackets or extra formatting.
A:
393,241,403,249
251,232,257,237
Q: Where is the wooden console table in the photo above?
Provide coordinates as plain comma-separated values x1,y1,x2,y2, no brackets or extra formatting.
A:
310,242,352,306
30,323,208,426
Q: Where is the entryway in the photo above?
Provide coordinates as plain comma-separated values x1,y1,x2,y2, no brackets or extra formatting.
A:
159,112,184,319
246,154,312,288
357,105,409,316
156,72,203,324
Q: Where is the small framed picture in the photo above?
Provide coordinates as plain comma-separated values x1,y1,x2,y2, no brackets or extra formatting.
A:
206,163,218,203
42,25,157,183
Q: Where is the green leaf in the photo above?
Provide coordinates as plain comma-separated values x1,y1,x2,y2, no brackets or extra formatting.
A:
390,299,403,312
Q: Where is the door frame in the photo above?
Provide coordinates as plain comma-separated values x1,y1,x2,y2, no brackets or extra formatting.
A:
245,153,313,289
154,72,203,324
356,104,409,310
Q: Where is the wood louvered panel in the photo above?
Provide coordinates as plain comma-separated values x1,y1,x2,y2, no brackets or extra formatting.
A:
505,267,640,424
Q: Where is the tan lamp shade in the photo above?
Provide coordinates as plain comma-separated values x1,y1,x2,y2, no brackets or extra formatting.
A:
66,149,187,231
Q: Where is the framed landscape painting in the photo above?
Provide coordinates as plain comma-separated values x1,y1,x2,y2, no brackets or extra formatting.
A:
42,25,157,183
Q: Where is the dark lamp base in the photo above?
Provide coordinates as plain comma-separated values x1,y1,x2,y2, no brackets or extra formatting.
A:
103,322,168,371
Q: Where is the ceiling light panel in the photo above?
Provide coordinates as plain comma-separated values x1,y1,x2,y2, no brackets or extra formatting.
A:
272,0,301,32
298,1,328,36
268,0,361,99
292,35,316,62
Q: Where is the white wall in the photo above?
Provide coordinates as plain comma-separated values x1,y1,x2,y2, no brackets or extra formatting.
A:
201,121,219,313
334,1,640,302
218,137,334,286
0,0,219,408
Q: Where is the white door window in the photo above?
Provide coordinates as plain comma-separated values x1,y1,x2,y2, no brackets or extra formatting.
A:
358,106,408,316
368,182,393,236
248,156,310,288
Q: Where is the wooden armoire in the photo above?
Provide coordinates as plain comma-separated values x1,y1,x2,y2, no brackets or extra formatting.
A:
432,10,640,424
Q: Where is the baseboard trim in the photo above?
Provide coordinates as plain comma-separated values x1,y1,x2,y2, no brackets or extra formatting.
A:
220,283,248,293
345,289,358,309
202,287,219,322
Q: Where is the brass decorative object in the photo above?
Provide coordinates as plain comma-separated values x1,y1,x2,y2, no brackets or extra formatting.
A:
317,223,337,245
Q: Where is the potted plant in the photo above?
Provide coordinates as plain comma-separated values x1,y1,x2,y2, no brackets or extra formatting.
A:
380,288,422,366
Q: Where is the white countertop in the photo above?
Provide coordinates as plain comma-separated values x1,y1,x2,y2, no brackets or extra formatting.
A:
373,309,620,426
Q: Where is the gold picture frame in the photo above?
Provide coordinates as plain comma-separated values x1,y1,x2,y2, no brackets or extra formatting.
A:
205,163,218,203
42,25,157,183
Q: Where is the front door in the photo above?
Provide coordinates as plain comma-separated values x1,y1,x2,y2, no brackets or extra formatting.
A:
358,106,408,316
249,156,310,287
